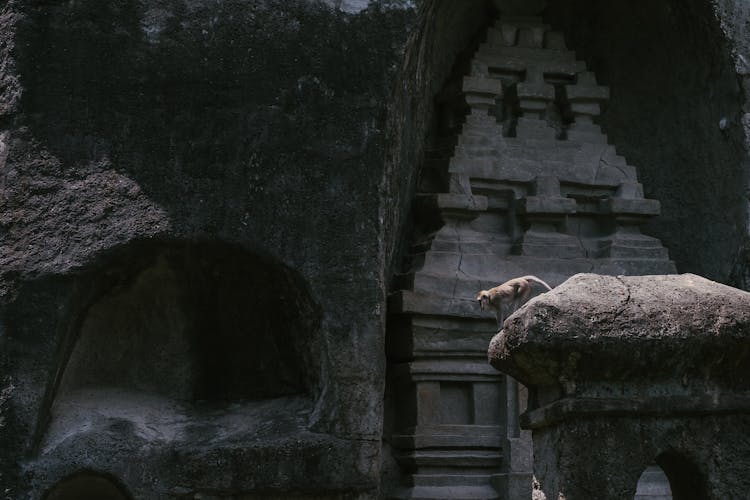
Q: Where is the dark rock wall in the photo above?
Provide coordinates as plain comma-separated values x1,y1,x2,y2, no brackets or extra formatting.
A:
381,0,493,281
715,0,750,290
544,0,749,283
7,0,413,282
0,0,414,497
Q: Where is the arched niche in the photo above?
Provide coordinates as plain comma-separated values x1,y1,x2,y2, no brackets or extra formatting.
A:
41,240,322,452
43,471,131,500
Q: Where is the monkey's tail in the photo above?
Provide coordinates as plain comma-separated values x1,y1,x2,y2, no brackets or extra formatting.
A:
523,275,553,291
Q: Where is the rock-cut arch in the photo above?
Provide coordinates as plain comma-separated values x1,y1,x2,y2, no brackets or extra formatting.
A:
42,471,132,500
39,240,322,455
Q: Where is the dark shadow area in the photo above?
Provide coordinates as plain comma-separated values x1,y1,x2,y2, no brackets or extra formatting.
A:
656,451,706,500
33,239,323,459
43,470,132,500
544,0,747,282
58,239,321,403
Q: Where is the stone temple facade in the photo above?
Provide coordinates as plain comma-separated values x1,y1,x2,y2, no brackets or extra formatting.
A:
2,0,749,498
386,10,675,500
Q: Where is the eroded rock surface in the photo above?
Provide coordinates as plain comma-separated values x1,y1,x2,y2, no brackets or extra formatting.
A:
488,273,750,499
490,273,750,388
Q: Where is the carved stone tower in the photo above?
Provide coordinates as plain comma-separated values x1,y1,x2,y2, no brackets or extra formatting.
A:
386,3,675,499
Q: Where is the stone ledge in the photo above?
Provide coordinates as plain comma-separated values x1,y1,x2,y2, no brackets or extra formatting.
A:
489,273,750,387
392,424,504,449
520,393,750,429
391,359,502,382
518,195,576,214
393,450,504,469
388,290,487,319
462,76,503,96
601,197,661,216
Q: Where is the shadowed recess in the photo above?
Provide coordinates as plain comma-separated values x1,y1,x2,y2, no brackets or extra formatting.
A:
656,451,705,500
35,240,324,459
58,240,321,403
42,471,132,500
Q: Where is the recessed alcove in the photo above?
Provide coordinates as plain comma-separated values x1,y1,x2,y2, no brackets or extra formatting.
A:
41,240,322,455
655,451,706,500
43,471,132,500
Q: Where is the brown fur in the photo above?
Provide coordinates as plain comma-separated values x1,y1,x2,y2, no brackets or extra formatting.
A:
476,275,552,329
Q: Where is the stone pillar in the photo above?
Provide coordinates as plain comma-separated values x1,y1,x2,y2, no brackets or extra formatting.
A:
596,182,669,260
487,273,750,500
515,176,582,258
565,71,609,143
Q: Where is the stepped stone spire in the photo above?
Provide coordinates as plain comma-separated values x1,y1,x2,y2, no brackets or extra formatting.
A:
386,12,675,500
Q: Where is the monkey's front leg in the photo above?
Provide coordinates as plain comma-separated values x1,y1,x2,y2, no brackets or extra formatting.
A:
495,308,505,331
510,298,520,316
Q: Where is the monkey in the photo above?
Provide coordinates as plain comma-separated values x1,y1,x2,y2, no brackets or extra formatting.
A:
476,275,552,329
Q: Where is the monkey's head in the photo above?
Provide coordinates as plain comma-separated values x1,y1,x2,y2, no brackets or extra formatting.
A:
476,290,491,310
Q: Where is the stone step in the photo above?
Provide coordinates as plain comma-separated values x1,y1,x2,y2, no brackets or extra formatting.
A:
389,484,500,500
392,425,503,450
602,197,661,216
395,449,503,469
596,242,671,260
411,473,495,488
478,44,577,64
451,156,628,187
390,359,501,381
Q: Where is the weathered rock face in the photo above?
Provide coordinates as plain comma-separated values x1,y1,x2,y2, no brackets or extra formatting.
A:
3,0,414,284
545,0,749,285
0,0,414,498
488,273,750,499
491,273,750,390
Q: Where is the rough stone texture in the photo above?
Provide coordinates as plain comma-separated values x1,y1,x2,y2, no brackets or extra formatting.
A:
385,5,674,499
544,0,750,285
716,0,750,292
2,0,750,498
488,273,750,500
0,0,414,498
381,0,492,281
